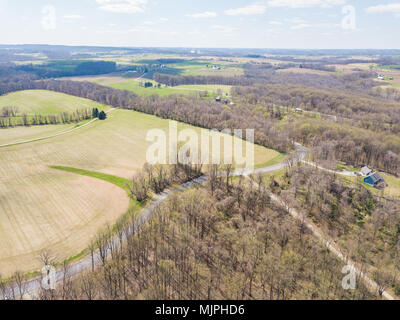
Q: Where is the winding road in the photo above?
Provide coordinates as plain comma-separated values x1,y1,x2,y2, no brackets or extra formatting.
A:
0,126,395,300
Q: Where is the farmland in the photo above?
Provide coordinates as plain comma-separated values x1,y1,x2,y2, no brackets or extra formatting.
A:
63,75,232,97
0,90,280,277
0,90,109,116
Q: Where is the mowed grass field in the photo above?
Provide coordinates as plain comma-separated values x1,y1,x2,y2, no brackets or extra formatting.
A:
64,75,232,97
0,90,109,115
0,90,280,277
170,60,244,77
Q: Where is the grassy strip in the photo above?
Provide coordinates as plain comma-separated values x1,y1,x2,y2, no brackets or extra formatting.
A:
254,153,286,169
50,166,131,191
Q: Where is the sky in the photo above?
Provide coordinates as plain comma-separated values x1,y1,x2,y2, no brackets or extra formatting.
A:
0,0,399,49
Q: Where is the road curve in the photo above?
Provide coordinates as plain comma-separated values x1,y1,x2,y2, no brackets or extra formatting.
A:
2,143,395,300
1,145,302,299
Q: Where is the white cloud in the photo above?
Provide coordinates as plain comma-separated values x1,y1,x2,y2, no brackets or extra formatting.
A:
63,15,83,19
267,0,346,8
96,0,147,13
291,22,340,30
212,25,237,33
224,4,267,16
269,21,283,25
286,17,307,24
41,5,57,30
365,3,400,16
187,11,217,18
291,23,312,30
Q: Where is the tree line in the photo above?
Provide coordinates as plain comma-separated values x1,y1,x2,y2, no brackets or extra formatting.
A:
0,79,290,153
153,73,255,87
0,108,94,128
1,78,399,175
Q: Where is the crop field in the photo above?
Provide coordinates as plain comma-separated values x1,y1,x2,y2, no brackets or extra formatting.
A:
0,123,73,146
0,90,109,115
0,91,280,277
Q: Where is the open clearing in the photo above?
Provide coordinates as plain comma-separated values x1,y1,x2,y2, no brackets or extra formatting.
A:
0,90,279,277
64,75,232,97
0,90,109,115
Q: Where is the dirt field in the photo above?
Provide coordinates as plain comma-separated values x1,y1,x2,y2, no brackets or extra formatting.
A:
0,169,129,277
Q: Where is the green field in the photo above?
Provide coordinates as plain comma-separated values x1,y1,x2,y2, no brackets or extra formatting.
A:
64,75,232,97
109,81,232,97
380,65,400,71
0,90,280,277
170,60,244,77
0,90,109,115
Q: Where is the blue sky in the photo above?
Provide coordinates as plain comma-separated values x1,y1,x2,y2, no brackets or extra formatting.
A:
0,0,399,48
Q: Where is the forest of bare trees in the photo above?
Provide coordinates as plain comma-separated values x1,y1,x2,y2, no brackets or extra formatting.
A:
267,165,400,297
2,166,377,300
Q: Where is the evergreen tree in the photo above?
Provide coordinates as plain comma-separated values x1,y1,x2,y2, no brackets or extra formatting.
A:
92,108,99,118
98,111,107,120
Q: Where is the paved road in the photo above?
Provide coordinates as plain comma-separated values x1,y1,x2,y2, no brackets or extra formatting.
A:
1,142,394,300
1,145,304,299
1,175,208,300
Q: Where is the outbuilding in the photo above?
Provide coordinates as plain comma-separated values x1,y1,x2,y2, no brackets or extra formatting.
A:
361,166,373,177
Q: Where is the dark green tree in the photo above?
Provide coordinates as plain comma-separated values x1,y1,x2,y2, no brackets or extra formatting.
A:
98,111,107,120
92,108,99,118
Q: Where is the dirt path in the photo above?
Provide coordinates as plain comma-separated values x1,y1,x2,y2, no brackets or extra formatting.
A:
245,172,395,300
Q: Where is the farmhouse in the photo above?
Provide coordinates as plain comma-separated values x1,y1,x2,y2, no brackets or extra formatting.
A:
364,172,385,188
361,166,373,177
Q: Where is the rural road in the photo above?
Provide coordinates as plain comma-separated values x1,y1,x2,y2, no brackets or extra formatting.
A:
245,175,395,301
301,160,358,177
0,144,304,299
0,140,393,300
